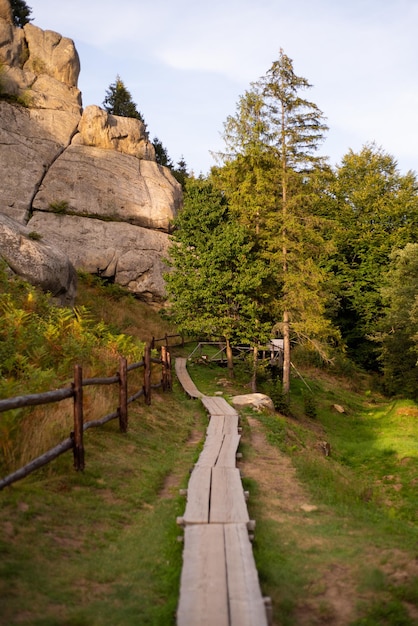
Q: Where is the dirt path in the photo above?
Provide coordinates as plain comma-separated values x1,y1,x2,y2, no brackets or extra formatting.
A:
241,415,359,626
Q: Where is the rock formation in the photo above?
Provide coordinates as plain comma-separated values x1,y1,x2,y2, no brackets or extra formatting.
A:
0,0,182,303
0,213,77,306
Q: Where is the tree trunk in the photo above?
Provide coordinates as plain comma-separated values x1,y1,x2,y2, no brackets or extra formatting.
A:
250,345,258,392
226,338,234,379
282,310,291,396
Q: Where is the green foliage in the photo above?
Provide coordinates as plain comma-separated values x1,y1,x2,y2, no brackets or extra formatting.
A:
103,75,147,130
376,243,418,399
171,156,190,189
0,262,145,470
152,136,173,168
48,199,69,214
215,49,337,390
10,0,32,27
327,143,418,370
164,177,271,347
27,231,42,240
303,392,317,418
263,380,291,415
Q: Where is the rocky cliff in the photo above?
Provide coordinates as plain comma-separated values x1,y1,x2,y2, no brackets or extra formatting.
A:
0,0,182,304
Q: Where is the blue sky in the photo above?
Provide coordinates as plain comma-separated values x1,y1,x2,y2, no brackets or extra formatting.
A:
30,0,418,176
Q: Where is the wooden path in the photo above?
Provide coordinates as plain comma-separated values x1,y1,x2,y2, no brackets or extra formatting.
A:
175,358,270,626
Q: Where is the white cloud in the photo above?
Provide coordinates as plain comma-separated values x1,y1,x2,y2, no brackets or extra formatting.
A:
29,0,418,174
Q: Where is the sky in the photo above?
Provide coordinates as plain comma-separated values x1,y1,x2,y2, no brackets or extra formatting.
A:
30,0,418,177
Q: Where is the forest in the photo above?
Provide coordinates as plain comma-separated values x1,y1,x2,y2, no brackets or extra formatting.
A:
163,50,418,401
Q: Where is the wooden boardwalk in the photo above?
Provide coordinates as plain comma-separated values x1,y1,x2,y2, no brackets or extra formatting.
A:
175,358,270,626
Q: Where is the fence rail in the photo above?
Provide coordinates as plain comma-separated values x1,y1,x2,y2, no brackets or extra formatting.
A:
0,342,172,491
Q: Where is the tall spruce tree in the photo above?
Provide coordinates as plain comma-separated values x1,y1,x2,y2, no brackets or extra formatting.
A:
217,50,332,394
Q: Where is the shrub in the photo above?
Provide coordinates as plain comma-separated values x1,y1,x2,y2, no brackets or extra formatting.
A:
49,200,69,214
28,231,42,241
303,392,317,419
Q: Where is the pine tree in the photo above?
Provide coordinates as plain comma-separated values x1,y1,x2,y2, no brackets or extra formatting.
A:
10,0,32,27
217,50,332,394
152,137,173,168
172,156,189,189
103,75,147,131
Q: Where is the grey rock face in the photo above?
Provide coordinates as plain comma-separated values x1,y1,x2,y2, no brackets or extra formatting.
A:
0,213,77,306
0,0,181,302
27,213,171,302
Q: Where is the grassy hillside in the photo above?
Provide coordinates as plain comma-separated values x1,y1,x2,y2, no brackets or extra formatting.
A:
0,273,417,625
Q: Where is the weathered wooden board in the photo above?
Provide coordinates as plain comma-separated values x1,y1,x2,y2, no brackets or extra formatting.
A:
182,466,211,524
210,467,250,524
177,525,229,626
224,524,269,626
195,432,224,467
222,414,240,434
175,358,203,399
206,414,225,435
201,395,238,417
216,433,241,468
207,413,239,436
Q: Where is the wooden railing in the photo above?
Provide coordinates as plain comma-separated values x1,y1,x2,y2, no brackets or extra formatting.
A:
151,333,184,348
0,343,171,490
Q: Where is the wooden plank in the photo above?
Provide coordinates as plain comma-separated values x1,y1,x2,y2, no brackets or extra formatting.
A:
216,433,241,468
182,466,211,524
224,524,269,626
202,395,238,417
175,358,203,399
206,414,225,435
195,433,224,467
222,414,239,434
210,467,250,524
177,525,229,626
207,414,239,436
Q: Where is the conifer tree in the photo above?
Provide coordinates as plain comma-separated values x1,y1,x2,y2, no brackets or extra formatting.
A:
10,0,32,27
103,75,147,131
152,137,173,168
217,50,332,394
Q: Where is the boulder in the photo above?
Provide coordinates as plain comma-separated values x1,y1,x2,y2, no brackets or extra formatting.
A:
0,212,77,306
0,15,81,111
33,144,181,231
75,105,154,160
23,23,80,88
231,393,275,412
27,213,171,302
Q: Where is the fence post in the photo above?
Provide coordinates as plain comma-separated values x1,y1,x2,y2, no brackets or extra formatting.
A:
166,347,172,391
144,343,152,405
72,364,84,471
161,345,167,391
118,356,128,433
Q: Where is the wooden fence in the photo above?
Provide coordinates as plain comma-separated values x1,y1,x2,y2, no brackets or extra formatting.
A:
0,342,172,491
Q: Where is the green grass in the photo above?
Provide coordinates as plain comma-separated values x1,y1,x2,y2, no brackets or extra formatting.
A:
1,273,417,624
250,369,418,625
0,384,207,625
